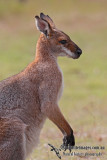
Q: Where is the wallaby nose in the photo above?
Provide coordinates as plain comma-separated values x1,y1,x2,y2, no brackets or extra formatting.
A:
76,48,82,55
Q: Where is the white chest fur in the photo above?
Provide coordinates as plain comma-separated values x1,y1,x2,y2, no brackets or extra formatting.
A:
57,63,64,102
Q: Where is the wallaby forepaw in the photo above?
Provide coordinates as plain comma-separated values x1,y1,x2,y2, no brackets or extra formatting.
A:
61,133,75,152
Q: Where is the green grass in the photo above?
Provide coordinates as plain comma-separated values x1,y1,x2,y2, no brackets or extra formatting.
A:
0,0,107,159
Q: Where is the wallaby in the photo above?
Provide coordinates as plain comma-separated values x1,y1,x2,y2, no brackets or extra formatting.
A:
0,13,82,160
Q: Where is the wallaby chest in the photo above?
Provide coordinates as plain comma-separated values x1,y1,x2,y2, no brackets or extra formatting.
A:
42,61,64,101
56,63,64,102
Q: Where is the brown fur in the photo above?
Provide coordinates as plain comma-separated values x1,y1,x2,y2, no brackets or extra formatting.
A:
0,13,82,159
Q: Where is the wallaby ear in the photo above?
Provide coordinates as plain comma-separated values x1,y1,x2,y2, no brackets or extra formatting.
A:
40,13,56,29
35,16,50,37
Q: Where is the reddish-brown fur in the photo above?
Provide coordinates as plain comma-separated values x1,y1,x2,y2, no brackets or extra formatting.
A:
0,13,82,159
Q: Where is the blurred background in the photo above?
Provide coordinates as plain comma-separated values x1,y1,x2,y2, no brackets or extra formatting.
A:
0,0,107,159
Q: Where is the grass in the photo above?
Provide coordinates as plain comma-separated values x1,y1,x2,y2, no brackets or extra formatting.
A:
0,0,107,159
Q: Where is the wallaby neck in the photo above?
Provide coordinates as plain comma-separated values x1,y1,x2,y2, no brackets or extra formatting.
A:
35,34,57,62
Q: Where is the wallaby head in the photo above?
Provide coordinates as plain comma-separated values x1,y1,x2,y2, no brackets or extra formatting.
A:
35,13,82,59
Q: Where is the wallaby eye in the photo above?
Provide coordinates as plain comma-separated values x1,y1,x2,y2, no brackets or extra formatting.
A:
59,40,67,44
